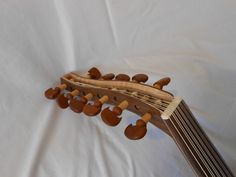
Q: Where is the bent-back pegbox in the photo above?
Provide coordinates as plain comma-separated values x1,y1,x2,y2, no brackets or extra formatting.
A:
44,67,236,177
44,67,173,139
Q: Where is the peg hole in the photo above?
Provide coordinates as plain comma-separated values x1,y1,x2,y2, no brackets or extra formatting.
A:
113,96,117,101
82,91,86,96
97,94,101,98
134,105,140,110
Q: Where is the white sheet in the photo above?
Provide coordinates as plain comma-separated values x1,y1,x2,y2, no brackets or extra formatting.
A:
0,0,235,176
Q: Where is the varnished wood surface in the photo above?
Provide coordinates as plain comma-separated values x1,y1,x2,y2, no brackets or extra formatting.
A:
70,72,174,102
57,70,234,177
61,76,172,137
164,100,234,177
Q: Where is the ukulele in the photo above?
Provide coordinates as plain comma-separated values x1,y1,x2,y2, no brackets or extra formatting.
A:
44,67,234,177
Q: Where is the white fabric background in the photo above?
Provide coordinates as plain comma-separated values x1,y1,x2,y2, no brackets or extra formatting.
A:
0,0,236,177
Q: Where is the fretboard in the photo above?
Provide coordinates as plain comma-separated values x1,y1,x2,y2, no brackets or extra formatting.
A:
162,97,234,177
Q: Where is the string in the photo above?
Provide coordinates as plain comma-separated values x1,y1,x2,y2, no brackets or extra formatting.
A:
168,113,209,176
66,79,233,176
174,108,220,176
179,102,232,176
171,103,232,176
172,111,214,176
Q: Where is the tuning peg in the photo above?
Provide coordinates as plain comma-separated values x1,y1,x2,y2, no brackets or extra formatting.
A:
115,74,130,81
153,77,171,90
69,93,93,113
101,73,115,80
132,74,148,83
124,112,152,140
83,95,109,116
57,89,79,109
101,100,129,126
44,84,67,99
88,67,102,79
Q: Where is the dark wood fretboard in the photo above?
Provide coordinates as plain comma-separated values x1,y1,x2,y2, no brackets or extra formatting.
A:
163,98,234,177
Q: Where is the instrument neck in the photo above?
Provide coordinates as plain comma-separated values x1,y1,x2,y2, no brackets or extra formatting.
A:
163,98,234,177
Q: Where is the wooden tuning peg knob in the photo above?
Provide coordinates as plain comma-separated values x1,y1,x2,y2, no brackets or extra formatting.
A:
101,100,129,126
115,74,130,81
124,112,152,140
57,89,79,109
44,84,67,99
88,67,102,79
153,77,171,90
101,73,115,80
69,93,93,113
83,95,109,116
132,74,148,83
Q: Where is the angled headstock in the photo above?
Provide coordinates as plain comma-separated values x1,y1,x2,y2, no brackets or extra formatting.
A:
44,67,173,140
44,67,235,176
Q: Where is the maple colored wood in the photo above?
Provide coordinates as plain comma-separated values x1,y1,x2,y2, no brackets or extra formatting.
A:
58,83,67,90
140,112,152,123
99,95,109,104
69,72,173,102
117,100,129,110
67,89,79,99
84,93,93,100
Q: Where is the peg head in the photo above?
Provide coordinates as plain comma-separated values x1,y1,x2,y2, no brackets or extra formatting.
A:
101,73,115,80
57,93,70,109
83,100,102,116
115,74,130,81
101,107,122,126
69,97,87,113
132,74,148,83
153,77,171,90
124,119,147,140
88,67,102,79
44,87,61,99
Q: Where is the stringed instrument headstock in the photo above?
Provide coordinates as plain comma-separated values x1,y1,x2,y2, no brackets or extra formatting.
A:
44,67,174,140
44,67,235,176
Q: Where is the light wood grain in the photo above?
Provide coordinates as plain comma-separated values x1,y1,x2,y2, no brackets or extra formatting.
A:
70,72,173,102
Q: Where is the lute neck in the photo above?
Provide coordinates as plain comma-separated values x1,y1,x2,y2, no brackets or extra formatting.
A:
162,97,234,177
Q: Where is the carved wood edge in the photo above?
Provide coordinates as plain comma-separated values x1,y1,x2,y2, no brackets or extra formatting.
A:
70,72,174,102
60,75,172,137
